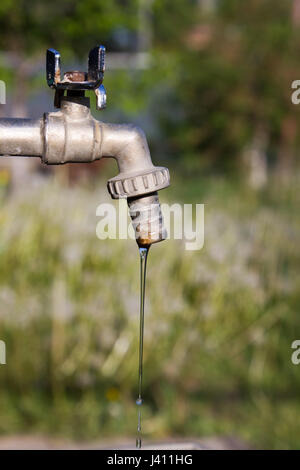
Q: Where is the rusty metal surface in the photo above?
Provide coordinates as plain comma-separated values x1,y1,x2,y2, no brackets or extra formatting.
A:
46,46,106,108
63,71,87,82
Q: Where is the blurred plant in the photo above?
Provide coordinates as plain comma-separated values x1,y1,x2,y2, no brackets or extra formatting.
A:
0,0,138,56
153,0,300,175
0,174,299,448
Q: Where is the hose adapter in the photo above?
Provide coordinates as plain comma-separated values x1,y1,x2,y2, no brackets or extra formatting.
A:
107,167,170,246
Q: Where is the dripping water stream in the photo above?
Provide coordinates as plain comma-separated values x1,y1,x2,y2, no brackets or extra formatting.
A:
136,245,150,449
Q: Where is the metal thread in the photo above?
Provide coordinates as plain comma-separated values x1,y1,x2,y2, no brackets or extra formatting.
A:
128,192,167,246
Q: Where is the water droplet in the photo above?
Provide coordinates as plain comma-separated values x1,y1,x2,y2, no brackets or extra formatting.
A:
136,438,142,449
136,398,143,406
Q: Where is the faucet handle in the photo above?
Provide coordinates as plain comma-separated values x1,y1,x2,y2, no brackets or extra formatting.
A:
46,45,106,109
88,46,105,82
46,48,61,88
95,84,107,110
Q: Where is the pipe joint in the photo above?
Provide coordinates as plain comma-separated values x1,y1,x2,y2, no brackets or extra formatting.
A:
43,97,101,164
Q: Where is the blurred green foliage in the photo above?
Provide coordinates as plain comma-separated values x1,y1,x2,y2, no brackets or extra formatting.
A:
154,0,300,172
0,175,299,448
0,0,137,56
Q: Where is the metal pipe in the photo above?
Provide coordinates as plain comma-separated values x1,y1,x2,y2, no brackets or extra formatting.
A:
0,102,160,177
100,123,154,174
0,118,43,157
0,97,169,246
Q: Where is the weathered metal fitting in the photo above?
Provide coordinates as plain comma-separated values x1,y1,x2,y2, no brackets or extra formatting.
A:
42,98,102,164
128,192,167,246
107,167,170,199
46,46,106,109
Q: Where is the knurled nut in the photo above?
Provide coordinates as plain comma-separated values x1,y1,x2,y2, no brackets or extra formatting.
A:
107,166,170,199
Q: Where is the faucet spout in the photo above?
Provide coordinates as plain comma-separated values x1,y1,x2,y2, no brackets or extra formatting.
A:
100,123,154,174
101,122,170,246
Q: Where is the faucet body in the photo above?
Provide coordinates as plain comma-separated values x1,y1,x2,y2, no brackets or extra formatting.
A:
0,46,170,245
0,95,170,245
